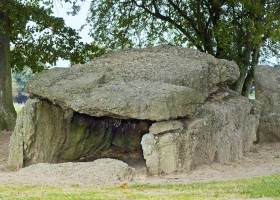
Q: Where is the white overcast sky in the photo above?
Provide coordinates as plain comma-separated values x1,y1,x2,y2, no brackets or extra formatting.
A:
53,1,92,67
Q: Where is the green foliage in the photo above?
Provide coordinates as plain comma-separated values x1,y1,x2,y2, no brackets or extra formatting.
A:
1,0,104,72
12,67,33,92
86,0,280,94
87,0,280,60
0,174,280,199
12,67,33,103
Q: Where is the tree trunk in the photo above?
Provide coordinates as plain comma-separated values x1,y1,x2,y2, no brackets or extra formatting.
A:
234,72,247,94
242,71,254,98
0,13,16,131
242,47,260,97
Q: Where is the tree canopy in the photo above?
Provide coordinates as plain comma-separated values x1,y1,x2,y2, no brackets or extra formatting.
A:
0,0,104,130
4,0,103,72
87,0,280,95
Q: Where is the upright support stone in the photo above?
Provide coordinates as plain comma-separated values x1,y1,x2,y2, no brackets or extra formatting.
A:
8,99,151,169
141,95,260,175
255,65,280,142
141,131,180,175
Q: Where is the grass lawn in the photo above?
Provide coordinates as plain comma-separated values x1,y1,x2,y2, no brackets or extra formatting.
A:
13,103,25,113
0,174,279,199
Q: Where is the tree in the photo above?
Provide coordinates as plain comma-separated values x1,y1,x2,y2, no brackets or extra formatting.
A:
0,0,103,131
12,67,33,103
87,0,280,96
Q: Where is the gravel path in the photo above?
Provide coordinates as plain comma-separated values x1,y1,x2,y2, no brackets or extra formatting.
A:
1,131,280,187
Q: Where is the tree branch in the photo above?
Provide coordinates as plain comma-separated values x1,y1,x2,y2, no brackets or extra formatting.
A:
167,0,199,33
132,0,204,52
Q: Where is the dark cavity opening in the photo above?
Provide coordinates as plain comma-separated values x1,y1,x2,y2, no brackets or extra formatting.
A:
70,112,153,168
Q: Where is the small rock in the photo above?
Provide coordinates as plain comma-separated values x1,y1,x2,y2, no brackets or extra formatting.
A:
18,158,135,186
149,120,184,134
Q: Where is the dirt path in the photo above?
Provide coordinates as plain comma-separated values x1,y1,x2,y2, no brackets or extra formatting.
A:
0,131,280,186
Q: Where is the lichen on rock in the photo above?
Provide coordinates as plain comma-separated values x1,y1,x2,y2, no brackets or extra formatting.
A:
8,45,260,175
254,65,280,142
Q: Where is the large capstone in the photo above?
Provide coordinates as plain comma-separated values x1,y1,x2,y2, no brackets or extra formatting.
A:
26,45,239,121
254,65,280,142
8,45,259,175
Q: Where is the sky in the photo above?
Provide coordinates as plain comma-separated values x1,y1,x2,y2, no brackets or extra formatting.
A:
51,1,278,67
53,1,92,67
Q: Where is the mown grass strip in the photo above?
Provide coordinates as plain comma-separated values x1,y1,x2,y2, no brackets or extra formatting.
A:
0,174,279,199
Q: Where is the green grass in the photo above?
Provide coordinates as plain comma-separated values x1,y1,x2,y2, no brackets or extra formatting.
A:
13,103,25,113
0,174,280,199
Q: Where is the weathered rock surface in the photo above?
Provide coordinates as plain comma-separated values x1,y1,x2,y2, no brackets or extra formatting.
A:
9,45,259,175
28,78,204,121
254,65,280,142
8,99,151,170
149,120,184,135
142,93,260,175
26,45,239,121
18,159,135,186
94,46,239,95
